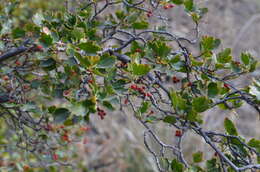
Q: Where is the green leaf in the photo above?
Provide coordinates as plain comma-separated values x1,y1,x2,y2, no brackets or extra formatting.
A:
193,151,203,163
148,40,171,58
184,0,194,11
240,53,250,66
217,48,232,63
52,108,71,123
39,58,56,71
39,34,53,47
163,116,176,124
71,28,85,40
171,0,183,5
171,159,183,172
249,60,258,72
74,52,91,67
78,42,101,55
12,28,25,39
206,159,220,172
103,100,115,110
132,63,151,76
192,97,210,112
97,54,116,68
139,101,150,113
247,139,260,153
200,36,221,52
207,82,219,98
170,91,187,111
132,21,149,30
224,118,238,136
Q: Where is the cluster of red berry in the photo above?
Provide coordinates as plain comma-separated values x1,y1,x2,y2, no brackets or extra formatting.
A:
61,132,70,142
97,107,106,120
175,130,182,137
224,83,230,89
135,48,142,53
163,4,175,9
172,76,180,83
147,10,153,18
119,62,128,68
130,84,152,97
2,75,9,81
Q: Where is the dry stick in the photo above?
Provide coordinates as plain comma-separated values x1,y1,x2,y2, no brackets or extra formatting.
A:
0,39,31,63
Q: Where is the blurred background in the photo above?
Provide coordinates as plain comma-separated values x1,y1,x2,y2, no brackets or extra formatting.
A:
0,0,259,171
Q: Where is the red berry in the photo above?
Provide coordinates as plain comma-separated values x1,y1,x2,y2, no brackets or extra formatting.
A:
124,98,129,105
34,45,44,51
80,126,90,132
23,84,30,90
169,4,174,8
234,61,241,65
214,152,218,157
175,130,182,137
88,79,94,84
15,61,22,66
45,124,53,131
187,82,192,87
164,5,169,9
97,108,106,120
147,10,153,17
135,48,142,53
149,110,154,115
224,83,229,89
52,153,58,161
172,76,180,83
3,75,9,81
37,45,43,49
146,92,152,97
63,90,71,96
130,84,138,90
23,165,30,171
147,13,152,17
61,134,70,142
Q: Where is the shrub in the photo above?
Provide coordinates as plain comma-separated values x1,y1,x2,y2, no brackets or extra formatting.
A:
0,0,259,171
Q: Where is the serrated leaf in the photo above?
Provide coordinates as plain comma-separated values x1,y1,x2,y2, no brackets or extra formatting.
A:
163,116,176,124
53,108,71,123
39,58,56,71
78,42,101,55
224,118,238,136
12,28,25,39
207,82,219,98
39,34,53,47
171,0,183,5
240,53,250,66
139,101,150,113
184,0,194,11
132,63,151,76
97,54,116,68
171,159,183,172
192,97,210,112
132,21,149,30
217,48,232,63
200,36,221,52
193,151,203,163
170,91,187,111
